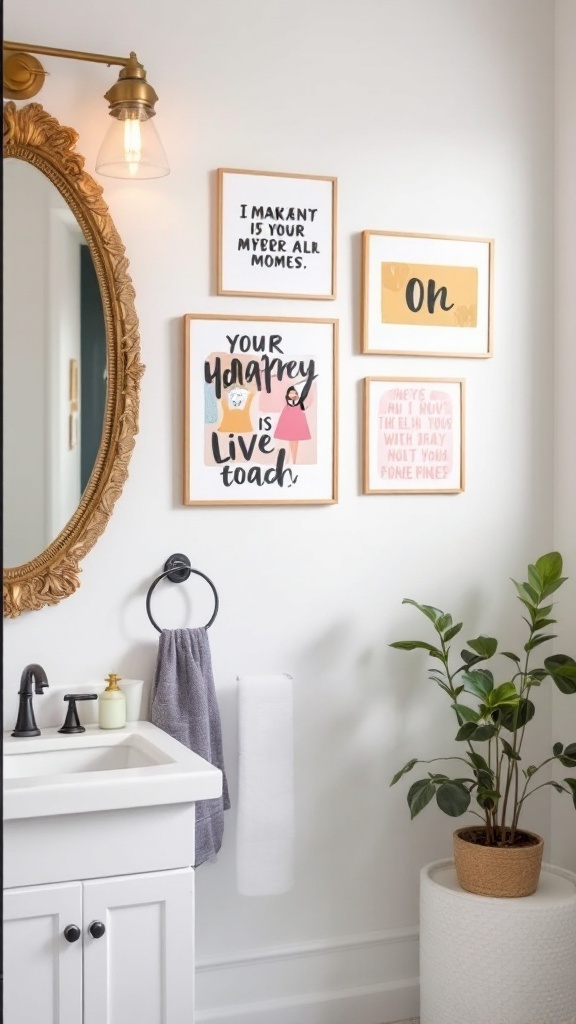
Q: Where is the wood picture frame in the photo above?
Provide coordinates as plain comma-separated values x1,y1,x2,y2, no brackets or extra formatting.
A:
363,377,465,494
217,168,337,299
184,314,338,505
361,231,493,357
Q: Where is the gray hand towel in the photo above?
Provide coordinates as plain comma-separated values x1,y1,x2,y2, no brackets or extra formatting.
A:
151,627,230,866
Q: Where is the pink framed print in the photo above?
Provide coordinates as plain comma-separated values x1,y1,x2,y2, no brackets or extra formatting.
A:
363,377,465,494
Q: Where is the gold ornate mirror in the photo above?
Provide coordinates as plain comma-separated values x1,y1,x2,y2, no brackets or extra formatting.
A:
3,102,144,616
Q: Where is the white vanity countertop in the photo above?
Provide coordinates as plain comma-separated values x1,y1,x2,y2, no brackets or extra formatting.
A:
3,721,223,820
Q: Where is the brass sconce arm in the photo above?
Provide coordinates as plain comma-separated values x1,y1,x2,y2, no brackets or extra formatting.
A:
4,40,135,71
3,39,168,177
3,41,157,112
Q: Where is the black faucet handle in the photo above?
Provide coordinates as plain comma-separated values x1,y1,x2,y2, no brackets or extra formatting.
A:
58,693,98,734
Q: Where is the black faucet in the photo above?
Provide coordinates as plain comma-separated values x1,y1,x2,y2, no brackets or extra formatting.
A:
12,664,49,737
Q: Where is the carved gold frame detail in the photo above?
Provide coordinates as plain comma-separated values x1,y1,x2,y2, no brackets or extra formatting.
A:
3,102,145,616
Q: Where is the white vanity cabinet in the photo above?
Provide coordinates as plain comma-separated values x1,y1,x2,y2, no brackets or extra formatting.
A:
3,724,223,1024
4,868,195,1024
4,881,83,1023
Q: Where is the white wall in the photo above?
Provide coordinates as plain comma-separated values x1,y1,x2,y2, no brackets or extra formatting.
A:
552,0,576,872
4,2,570,1022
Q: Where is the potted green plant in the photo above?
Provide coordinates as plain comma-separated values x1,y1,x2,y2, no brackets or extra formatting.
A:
390,552,576,897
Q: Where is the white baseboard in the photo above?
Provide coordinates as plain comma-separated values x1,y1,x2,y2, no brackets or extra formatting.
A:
195,927,420,1024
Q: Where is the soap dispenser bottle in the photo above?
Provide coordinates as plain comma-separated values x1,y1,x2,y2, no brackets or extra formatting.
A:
98,673,127,730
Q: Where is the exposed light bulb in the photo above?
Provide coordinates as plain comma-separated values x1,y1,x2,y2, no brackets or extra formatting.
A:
123,115,142,175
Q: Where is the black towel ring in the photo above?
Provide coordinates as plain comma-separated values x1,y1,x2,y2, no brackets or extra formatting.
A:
146,553,219,633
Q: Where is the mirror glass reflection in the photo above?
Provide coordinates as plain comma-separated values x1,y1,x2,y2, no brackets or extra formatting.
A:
3,158,107,567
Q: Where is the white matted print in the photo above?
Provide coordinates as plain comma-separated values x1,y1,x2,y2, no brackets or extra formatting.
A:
184,314,338,505
363,377,465,494
217,169,337,299
362,231,493,357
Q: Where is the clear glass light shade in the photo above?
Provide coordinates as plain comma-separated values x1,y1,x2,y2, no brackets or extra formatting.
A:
95,108,169,179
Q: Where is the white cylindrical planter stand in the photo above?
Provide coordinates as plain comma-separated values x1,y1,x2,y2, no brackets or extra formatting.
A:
420,859,576,1024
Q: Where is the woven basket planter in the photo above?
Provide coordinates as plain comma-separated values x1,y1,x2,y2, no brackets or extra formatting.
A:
453,826,544,897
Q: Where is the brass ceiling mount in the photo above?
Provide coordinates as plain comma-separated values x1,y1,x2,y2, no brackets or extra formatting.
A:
3,50,48,100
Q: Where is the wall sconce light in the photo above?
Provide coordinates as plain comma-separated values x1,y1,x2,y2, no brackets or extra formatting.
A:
3,41,169,179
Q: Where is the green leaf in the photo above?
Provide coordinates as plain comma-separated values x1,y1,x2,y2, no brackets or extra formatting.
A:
555,742,576,767
527,563,544,594
500,698,535,732
526,765,538,778
462,669,494,700
435,680,456,697
546,781,569,794
443,623,463,642
523,581,541,604
390,758,418,786
436,613,452,634
467,751,491,773
535,551,563,584
436,781,471,817
512,580,538,608
502,651,521,664
532,617,557,631
455,721,478,742
401,599,445,625
470,723,498,742
456,721,497,742
524,634,557,653
485,682,521,709
541,578,568,600
460,649,483,666
476,770,495,792
544,654,576,695
563,778,576,809
389,641,443,656
476,788,500,809
466,636,498,659
407,779,436,819
451,703,480,723
501,738,521,760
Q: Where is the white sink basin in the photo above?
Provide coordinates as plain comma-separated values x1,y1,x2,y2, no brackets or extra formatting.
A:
3,721,222,820
4,734,170,779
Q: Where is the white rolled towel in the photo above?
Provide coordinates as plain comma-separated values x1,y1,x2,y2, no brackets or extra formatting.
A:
236,674,294,896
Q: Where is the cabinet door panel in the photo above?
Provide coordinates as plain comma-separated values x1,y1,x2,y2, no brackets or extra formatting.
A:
83,868,195,1024
3,882,83,1024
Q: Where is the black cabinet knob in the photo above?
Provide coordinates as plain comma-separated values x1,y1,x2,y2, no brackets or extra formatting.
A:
88,920,106,938
63,924,81,943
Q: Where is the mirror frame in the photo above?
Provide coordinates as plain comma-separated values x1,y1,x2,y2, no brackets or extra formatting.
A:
3,102,145,617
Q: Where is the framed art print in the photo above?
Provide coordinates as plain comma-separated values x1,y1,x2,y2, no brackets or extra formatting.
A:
184,314,338,505
361,231,493,357
217,168,337,299
363,377,465,494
